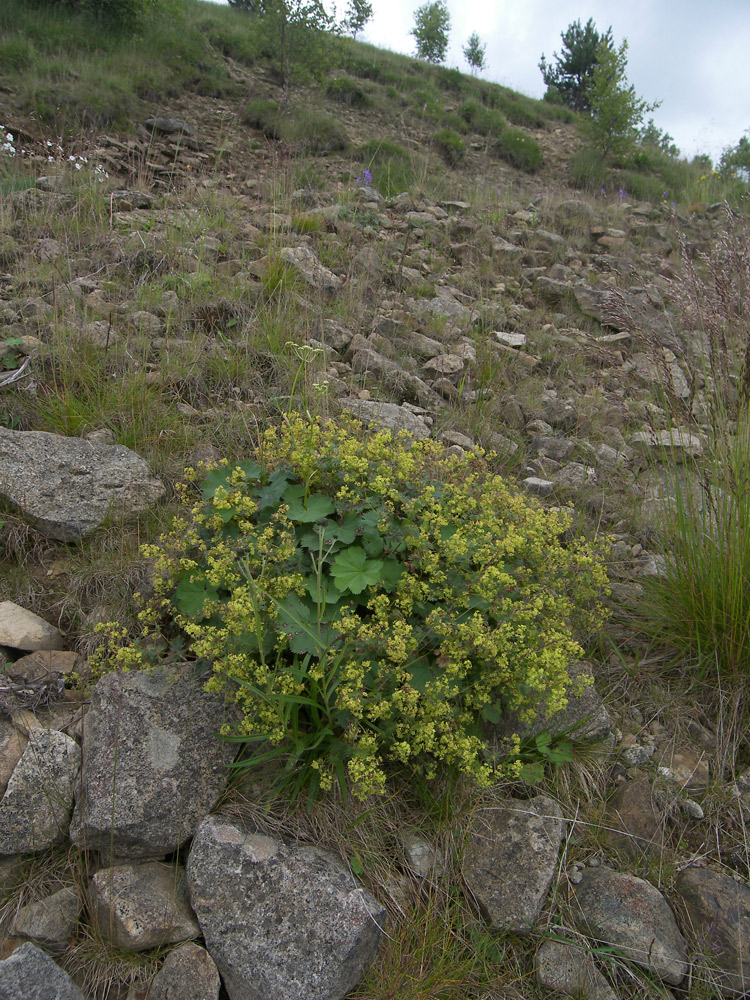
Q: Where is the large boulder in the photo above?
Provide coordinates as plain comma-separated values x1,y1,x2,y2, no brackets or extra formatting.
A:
186,814,385,1000
70,667,237,859
0,428,165,541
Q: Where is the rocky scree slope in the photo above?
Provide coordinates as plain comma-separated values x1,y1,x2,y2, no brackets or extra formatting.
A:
0,80,749,1000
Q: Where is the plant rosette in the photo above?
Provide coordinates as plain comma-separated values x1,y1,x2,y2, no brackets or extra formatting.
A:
105,415,609,802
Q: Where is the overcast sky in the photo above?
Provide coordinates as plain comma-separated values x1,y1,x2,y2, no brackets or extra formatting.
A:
205,0,750,164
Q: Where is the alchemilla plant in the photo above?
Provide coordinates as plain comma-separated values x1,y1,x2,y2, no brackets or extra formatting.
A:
101,415,608,801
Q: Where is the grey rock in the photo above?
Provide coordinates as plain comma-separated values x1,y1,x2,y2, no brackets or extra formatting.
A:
535,275,573,305
523,476,554,497
604,779,664,858
403,835,444,878
495,331,526,349
280,246,341,294
539,399,578,430
528,435,576,462
553,462,597,490
556,199,595,221
0,720,27,796
340,399,430,439
422,353,465,376
110,190,155,210
317,320,355,352
0,942,85,999
130,309,162,335
572,866,688,985
463,795,565,933
630,428,703,462
187,814,386,1000
90,863,199,952
70,667,236,860
536,939,618,1000
0,728,81,855
145,116,194,136
0,602,64,652
492,660,612,745
675,867,750,996
351,349,440,408
148,942,221,1000
0,429,165,542
11,886,81,954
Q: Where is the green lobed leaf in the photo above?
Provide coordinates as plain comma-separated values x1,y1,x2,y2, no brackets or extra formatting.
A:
330,545,383,594
200,461,261,500
173,575,220,618
283,484,336,523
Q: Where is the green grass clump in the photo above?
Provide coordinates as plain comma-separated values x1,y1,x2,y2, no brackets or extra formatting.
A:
491,127,543,172
638,416,750,683
100,415,609,804
241,102,348,153
325,75,371,107
433,128,465,166
291,212,325,234
360,138,418,197
457,100,506,138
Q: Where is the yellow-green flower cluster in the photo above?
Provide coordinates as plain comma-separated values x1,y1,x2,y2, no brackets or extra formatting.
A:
107,414,609,800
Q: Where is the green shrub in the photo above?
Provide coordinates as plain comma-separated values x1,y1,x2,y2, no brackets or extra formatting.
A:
0,36,35,73
284,109,348,153
107,415,609,802
437,66,463,92
491,127,543,172
241,98,281,138
29,0,165,27
457,100,506,137
433,127,465,165
440,111,469,135
326,75,371,107
241,103,347,153
493,92,546,129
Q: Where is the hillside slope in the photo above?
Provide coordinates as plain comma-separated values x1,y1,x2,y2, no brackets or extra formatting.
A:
1,6,750,999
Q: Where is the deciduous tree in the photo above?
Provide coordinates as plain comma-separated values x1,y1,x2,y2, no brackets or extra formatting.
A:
411,0,450,65
462,32,486,74
341,0,373,38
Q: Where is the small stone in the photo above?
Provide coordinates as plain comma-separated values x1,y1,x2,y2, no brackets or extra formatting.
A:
679,798,704,820
0,942,85,998
463,795,565,934
148,942,221,1000
0,602,64,652
0,728,81,855
89,863,200,952
572,866,688,985
403,835,444,878
536,939,618,1000
495,331,526,348
11,886,81,954
621,744,655,766
523,477,554,497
